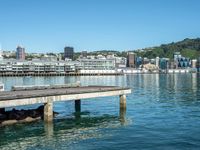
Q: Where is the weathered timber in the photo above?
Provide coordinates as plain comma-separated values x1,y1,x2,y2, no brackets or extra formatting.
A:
119,95,126,109
0,85,131,123
11,82,81,91
44,97,53,122
0,86,130,102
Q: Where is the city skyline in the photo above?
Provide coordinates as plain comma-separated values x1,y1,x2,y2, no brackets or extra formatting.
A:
0,0,200,52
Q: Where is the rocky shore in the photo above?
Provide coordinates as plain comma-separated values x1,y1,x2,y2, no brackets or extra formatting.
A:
0,106,58,126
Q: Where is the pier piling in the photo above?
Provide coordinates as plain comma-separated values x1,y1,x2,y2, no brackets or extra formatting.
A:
44,97,53,122
119,94,126,109
0,85,131,125
75,100,81,112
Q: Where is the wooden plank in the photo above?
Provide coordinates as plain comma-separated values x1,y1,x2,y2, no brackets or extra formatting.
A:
0,86,129,101
11,82,81,91
0,89,131,108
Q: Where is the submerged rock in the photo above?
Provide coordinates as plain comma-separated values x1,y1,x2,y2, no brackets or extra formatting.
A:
1,120,18,126
0,105,59,126
19,116,41,123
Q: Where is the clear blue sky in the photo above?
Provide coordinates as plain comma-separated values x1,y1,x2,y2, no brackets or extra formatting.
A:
0,0,200,53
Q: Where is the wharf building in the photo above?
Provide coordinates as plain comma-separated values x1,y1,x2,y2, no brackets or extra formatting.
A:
191,59,197,68
106,54,126,68
0,59,78,74
127,52,136,68
173,52,191,69
16,46,25,60
64,47,74,60
0,57,117,74
135,57,143,68
159,58,169,70
77,58,116,74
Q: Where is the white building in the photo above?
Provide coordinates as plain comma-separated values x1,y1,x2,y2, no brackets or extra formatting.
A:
77,58,115,70
156,57,159,68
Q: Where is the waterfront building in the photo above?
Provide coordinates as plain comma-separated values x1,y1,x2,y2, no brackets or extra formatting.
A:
16,46,25,60
64,46,74,60
107,55,126,68
150,59,156,65
77,58,115,70
173,52,191,69
135,57,143,68
0,59,79,73
177,57,190,68
143,57,150,65
115,57,127,68
191,59,197,68
127,52,136,68
159,58,169,70
173,52,182,69
169,61,175,69
155,57,159,68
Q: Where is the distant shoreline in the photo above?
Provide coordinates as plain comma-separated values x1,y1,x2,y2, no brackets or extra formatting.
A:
0,71,198,77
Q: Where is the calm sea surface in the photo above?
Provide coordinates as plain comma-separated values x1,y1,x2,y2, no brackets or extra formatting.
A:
0,74,200,150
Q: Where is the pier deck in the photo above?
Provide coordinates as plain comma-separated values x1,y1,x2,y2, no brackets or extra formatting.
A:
0,86,131,122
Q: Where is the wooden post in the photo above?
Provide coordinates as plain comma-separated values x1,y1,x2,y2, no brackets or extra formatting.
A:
75,81,81,113
119,106,126,125
119,94,126,125
44,122,54,138
44,97,53,122
75,100,81,112
119,94,126,109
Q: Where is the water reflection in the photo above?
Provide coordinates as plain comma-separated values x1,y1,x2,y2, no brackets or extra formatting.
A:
44,122,54,139
0,111,128,150
119,107,126,125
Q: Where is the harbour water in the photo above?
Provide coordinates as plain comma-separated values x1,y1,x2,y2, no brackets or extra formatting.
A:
0,74,200,150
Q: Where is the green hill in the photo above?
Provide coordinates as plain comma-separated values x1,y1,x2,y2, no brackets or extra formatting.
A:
135,38,200,59
73,38,200,60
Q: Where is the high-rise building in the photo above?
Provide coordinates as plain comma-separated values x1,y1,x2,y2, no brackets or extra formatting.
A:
64,46,74,60
127,52,136,68
16,45,25,60
0,43,3,61
136,57,143,68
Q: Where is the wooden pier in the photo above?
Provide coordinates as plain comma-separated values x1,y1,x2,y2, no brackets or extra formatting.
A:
0,85,131,122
